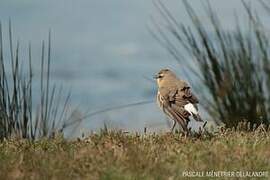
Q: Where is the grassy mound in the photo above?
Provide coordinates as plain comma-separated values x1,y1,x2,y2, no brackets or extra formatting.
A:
0,130,269,179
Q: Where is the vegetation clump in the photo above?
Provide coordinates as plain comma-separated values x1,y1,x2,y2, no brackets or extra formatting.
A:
0,22,78,140
0,129,269,179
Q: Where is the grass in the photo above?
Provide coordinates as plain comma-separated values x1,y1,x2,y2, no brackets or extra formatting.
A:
0,130,269,179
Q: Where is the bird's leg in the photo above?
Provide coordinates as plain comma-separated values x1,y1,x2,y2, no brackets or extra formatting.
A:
183,127,191,138
203,121,207,128
171,121,176,133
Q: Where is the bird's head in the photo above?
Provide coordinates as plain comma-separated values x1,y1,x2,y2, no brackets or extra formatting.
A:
154,68,176,86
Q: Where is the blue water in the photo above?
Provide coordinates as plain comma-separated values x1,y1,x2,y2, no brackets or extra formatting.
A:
0,0,266,135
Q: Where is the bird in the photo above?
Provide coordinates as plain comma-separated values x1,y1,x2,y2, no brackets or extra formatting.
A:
154,68,203,132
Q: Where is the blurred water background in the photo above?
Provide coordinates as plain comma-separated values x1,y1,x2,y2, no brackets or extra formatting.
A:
0,0,267,135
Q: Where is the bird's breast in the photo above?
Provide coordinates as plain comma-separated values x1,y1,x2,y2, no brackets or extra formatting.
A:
156,91,163,109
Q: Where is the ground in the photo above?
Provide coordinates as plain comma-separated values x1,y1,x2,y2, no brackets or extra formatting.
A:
0,130,269,179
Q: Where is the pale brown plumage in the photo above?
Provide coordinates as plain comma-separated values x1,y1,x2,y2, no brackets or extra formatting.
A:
155,68,203,132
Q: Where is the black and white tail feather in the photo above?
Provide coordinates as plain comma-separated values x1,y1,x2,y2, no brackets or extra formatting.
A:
184,103,203,122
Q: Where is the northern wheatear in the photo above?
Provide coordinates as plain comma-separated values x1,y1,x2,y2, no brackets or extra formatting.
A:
154,68,203,132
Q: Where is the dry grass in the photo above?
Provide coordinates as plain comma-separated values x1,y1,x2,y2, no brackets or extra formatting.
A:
0,130,269,179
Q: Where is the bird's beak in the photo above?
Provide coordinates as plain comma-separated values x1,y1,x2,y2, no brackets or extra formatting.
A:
153,74,159,79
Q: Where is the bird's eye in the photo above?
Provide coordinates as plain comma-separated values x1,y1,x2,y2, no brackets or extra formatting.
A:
158,74,164,78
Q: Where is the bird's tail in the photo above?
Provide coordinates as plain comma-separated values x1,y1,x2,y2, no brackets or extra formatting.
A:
184,103,203,122
192,113,203,122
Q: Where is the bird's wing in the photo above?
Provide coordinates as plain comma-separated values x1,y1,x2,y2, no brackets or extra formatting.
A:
177,83,203,122
158,87,176,104
176,80,199,104
164,106,188,131
158,87,189,131
183,87,199,103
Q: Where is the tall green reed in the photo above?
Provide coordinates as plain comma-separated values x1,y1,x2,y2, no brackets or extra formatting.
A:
0,21,80,140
